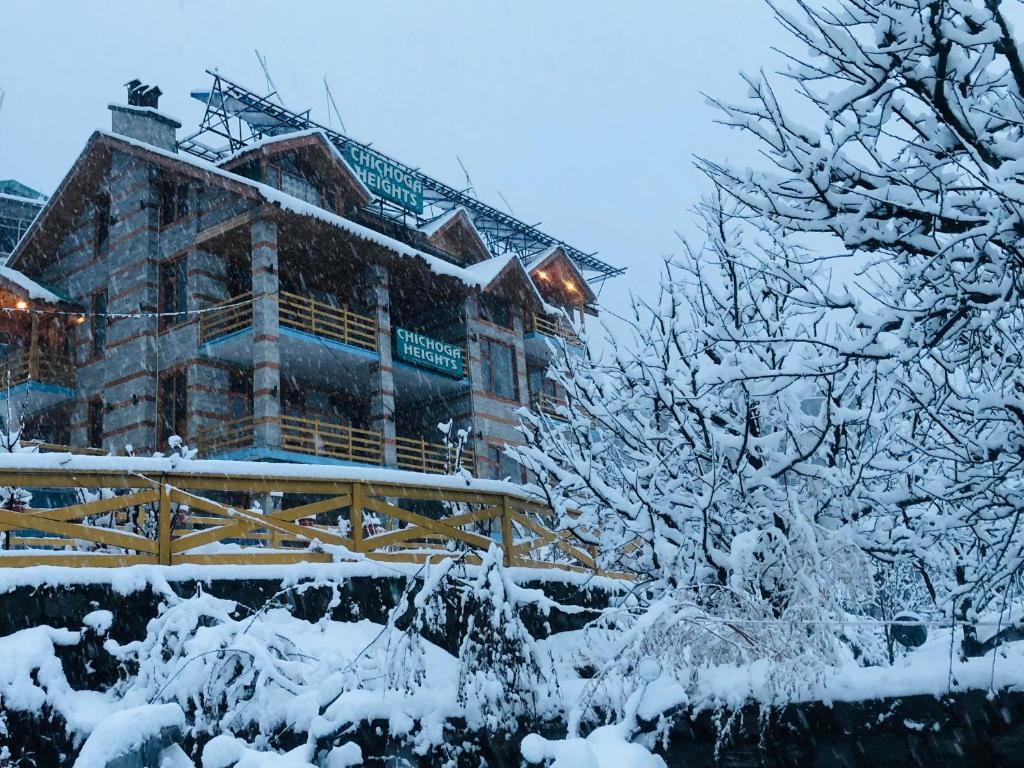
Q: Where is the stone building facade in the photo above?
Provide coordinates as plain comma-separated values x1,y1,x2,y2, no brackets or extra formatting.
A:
3,93,600,480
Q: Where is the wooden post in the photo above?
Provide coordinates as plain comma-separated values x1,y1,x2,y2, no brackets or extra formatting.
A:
351,481,363,552
501,495,513,567
28,314,40,380
158,479,171,566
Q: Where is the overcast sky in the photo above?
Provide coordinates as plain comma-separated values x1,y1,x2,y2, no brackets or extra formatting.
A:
0,1,787,317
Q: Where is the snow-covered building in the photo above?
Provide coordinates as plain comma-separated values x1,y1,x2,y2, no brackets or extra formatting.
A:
0,179,46,259
2,82,603,478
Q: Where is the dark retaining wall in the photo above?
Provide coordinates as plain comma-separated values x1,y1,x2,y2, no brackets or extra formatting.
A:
2,575,1021,767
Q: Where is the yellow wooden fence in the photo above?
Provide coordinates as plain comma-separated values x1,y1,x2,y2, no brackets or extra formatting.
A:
0,467,616,576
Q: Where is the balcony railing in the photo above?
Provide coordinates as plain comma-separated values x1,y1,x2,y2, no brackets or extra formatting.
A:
527,313,583,347
280,415,383,465
0,351,75,390
200,292,378,353
531,392,570,420
395,436,475,474
199,415,472,475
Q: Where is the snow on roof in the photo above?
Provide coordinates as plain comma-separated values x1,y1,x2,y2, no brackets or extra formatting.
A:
0,191,46,208
217,128,373,201
59,132,515,291
0,266,64,303
417,207,464,237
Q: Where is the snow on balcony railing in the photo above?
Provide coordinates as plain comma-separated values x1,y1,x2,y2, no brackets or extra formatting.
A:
526,313,582,347
395,435,475,474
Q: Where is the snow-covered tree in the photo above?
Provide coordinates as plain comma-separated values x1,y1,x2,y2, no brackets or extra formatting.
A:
510,199,894,688
700,0,1024,638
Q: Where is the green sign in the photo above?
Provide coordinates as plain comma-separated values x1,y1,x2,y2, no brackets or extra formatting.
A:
344,144,424,214
394,328,464,378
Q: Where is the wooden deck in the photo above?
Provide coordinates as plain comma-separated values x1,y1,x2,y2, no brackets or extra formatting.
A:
0,465,615,576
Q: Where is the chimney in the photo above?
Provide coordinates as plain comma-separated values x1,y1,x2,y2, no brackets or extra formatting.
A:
108,79,181,152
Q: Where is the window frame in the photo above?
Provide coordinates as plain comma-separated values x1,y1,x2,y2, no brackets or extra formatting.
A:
158,257,188,332
157,368,188,448
158,179,190,228
87,397,104,448
481,339,519,401
94,192,111,254
91,290,108,359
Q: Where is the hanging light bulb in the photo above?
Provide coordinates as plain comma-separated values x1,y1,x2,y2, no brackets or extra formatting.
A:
75,315,87,325
563,280,577,292
15,300,29,310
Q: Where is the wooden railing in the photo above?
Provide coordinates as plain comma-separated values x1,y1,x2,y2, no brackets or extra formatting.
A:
200,292,378,353
527,313,583,347
200,416,472,475
20,441,108,456
199,293,253,343
0,351,75,389
280,415,382,465
530,392,569,420
395,436,475,474
0,465,621,577
278,291,377,351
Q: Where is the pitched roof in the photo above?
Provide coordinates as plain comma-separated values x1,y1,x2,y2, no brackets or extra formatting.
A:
217,129,373,207
0,180,46,202
0,266,69,305
418,207,492,264
464,254,544,311
525,246,597,306
7,131,524,297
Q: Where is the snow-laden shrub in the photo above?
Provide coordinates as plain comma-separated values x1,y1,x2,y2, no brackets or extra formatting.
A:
456,547,557,733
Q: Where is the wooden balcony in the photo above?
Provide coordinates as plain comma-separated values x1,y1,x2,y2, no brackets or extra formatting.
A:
526,313,583,348
200,291,378,353
199,415,472,475
0,350,75,390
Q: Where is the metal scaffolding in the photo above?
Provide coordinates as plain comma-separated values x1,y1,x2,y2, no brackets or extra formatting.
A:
178,71,624,284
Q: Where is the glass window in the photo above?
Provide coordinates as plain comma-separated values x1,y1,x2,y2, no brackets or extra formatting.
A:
87,398,104,448
483,340,517,400
159,180,189,227
91,290,107,357
95,193,111,251
159,259,187,330
480,295,513,329
158,369,188,447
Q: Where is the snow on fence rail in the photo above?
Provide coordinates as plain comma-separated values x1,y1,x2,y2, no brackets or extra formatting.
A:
0,457,613,576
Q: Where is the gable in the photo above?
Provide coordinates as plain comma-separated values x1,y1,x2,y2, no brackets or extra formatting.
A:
526,246,597,308
218,131,372,213
419,208,491,266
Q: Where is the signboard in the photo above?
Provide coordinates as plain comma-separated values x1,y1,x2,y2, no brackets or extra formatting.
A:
344,144,424,214
394,328,464,378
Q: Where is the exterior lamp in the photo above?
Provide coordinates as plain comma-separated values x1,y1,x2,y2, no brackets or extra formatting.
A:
563,280,577,292
536,270,548,280
14,300,28,310
75,315,87,325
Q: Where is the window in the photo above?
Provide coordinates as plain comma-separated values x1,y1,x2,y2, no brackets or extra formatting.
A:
159,179,189,227
227,368,252,420
91,290,107,357
158,369,188,447
159,259,187,330
95,192,111,252
87,398,104,448
480,295,513,329
489,446,525,483
481,339,518,400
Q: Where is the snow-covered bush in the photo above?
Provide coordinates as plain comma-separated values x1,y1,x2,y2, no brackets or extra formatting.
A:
456,547,556,733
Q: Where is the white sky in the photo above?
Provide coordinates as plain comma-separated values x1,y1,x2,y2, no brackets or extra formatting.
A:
0,1,787,317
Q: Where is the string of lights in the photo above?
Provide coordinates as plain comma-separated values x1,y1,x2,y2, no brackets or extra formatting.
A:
0,292,272,322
